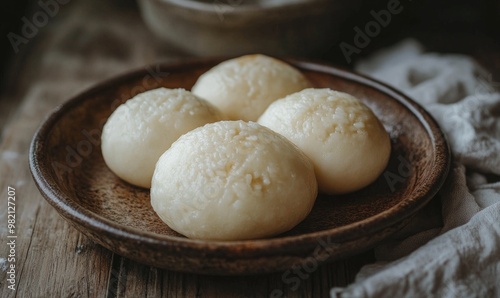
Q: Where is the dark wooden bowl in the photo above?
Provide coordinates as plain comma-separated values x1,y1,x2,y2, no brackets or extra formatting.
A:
29,58,450,275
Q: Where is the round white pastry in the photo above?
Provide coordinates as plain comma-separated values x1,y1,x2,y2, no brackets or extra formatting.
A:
258,88,391,194
151,121,317,241
101,88,223,188
191,54,311,121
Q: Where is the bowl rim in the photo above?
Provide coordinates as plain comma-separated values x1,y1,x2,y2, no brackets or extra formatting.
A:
157,0,328,11
29,57,451,257
152,0,330,13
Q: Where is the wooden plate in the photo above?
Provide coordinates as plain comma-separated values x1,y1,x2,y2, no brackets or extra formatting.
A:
29,58,450,275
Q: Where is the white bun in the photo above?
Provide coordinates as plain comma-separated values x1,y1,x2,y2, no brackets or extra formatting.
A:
101,88,223,188
151,120,318,241
191,54,311,121
258,88,391,194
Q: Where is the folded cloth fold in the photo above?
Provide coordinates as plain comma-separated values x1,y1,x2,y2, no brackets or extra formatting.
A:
332,39,500,297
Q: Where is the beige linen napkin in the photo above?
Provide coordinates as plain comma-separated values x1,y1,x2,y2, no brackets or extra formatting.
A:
331,40,500,297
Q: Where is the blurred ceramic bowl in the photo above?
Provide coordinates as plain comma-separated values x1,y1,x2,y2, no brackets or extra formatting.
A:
138,0,361,57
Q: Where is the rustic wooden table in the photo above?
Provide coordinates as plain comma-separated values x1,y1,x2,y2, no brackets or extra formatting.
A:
1,1,498,297
0,1,375,297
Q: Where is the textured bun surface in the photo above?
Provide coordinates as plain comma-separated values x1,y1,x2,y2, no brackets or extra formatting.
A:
259,88,391,194
151,120,318,240
101,88,223,188
192,54,311,121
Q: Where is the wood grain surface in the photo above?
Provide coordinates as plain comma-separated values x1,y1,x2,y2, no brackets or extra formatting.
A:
1,0,498,297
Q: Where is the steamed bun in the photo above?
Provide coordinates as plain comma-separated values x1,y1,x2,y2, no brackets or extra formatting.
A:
258,88,391,194
191,54,311,121
101,88,223,188
151,120,318,241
